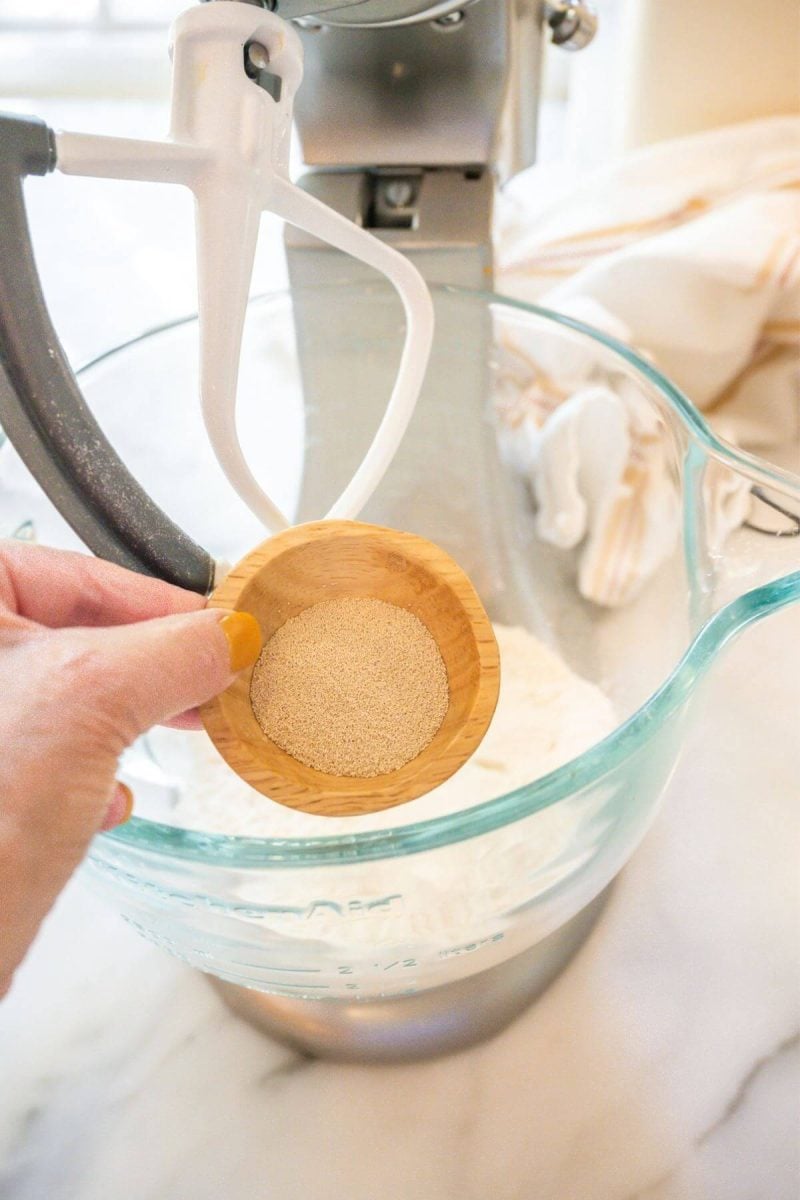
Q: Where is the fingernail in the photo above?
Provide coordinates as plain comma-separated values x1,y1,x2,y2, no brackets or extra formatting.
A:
118,782,134,824
219,611,262,673
100,781,134,831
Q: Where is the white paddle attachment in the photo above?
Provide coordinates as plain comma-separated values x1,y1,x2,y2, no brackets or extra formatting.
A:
56,3,434,533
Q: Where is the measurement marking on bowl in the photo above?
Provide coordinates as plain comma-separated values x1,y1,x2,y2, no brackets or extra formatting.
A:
257,964,322,974
266,982,331,991
439,933,504,959
370,959,418,971
300,895,404,921
229,894,404,921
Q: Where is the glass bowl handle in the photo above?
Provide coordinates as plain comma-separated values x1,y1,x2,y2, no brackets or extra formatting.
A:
0,113,215,595
690,434,800,630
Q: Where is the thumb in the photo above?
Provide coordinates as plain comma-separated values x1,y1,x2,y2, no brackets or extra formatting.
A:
0,608,260,999
75,608,262,743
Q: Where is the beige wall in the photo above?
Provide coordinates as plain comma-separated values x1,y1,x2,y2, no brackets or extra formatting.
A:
618,0,800,149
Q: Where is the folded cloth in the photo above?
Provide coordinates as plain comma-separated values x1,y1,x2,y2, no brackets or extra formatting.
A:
495,116,800,606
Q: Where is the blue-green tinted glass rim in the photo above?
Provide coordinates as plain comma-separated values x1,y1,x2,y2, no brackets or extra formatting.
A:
94,285,800,868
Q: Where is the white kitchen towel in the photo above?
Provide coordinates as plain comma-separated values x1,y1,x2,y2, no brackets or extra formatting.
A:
494,116,800,606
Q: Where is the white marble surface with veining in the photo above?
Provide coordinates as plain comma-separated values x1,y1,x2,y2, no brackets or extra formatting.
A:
1,607,798,1200
0,96,798,1200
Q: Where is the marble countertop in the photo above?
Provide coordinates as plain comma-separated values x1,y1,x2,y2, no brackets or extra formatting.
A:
0,97,798,1200
1,607,797,1200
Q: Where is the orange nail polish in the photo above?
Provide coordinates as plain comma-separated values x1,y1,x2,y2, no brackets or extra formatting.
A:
117,782,134,824
219,611,262,673
101,781,133,830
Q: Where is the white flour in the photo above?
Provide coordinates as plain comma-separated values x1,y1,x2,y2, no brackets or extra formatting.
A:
162,625,616,950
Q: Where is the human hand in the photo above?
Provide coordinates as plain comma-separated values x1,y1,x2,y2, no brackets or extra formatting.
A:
0,541,261,998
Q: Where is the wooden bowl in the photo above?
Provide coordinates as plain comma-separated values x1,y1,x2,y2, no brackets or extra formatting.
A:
200,520,500,818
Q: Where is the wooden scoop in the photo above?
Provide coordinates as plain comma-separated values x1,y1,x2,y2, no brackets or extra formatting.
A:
200,520,500,817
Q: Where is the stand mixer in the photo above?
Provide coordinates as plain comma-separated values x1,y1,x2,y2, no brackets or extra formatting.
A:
2,1,798,1063
0,0,595,588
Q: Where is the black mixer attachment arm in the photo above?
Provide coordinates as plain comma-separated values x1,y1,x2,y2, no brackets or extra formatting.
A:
0,112,215,594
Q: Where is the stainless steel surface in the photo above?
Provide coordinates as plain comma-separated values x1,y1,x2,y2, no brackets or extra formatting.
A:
244,39,284,99
543,1,597,50
285,167,493,264
211,887,612,1061
206,0,594,173
433,8,465,26
293,0,517,171
369,173,421,228
278,0,476,27
245,41,271,68
228,0,595,1064
205,0,274,8
382,177,416,208
501,0,545,177
208,0,475,27
285,171,495,567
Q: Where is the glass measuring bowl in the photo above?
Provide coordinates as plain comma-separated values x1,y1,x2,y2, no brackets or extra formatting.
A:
7,284,797,1059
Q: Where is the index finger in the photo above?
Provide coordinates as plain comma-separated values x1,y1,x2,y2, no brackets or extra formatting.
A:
0,541,206,628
